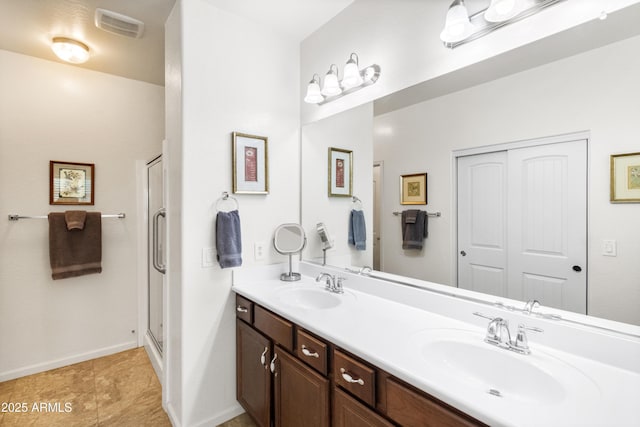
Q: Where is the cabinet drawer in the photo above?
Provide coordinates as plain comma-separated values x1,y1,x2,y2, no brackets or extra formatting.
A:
253,305,293,352
333,349,376,407
385,378,484,427
296,329,328,376
235,294,253,324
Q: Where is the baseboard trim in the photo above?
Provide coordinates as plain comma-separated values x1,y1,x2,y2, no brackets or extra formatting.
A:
166,402,181,427
0,341,137,382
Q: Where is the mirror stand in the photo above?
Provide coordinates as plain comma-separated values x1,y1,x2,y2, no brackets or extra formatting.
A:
281,254,301,281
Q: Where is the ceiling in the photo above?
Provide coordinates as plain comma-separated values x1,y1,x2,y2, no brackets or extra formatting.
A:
0,0,354,86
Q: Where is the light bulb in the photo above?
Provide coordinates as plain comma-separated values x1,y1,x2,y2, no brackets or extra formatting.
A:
321,65,342,97
342,54,363,90
485,0,525,23
304,78,324,104
440,0,474,43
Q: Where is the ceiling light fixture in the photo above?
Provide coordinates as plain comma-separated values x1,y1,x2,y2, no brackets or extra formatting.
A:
440,0,567,49
304,53,381,105
51,37,90,64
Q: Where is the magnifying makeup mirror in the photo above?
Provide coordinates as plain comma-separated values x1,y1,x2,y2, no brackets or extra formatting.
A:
273,223,307,281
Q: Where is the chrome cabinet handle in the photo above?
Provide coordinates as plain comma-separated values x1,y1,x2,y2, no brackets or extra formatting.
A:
270,354,278,374
301,345,319,358
340,368,364,386
260,347,268,367
236,306,248,313
152,208,166,274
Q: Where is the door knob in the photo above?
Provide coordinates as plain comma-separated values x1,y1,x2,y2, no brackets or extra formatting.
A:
572,265,582,272
460,250,467,256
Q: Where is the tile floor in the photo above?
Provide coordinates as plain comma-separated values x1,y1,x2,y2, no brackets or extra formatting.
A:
0,347,171,427
217,412,256,427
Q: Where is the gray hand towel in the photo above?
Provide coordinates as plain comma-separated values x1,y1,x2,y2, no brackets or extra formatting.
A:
348,209,366,251
49,212,102,279
402,210,428,250
216,210,242,268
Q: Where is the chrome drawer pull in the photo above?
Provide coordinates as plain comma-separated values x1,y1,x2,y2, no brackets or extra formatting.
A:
270,354,278,374
260,347,268,367
236,306,248,313
301,345,319,358
340,368,364,386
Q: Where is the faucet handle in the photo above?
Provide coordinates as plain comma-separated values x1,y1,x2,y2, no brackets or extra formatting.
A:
472,312,495,321
513,324,543,354
334,276,346,293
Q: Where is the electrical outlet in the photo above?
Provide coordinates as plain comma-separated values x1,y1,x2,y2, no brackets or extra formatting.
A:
202,247,216,267
254,241,266,261
602,239,617,257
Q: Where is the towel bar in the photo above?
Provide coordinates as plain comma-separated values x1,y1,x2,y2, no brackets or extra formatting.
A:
8,213,126,221
392,211,440,217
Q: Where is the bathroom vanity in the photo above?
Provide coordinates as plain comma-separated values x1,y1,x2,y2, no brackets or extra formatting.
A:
233,263,640,427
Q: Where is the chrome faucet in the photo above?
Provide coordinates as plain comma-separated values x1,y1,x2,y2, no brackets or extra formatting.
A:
474,312,543,355
359,266,373,275
523,299,541,315
315,273,345,294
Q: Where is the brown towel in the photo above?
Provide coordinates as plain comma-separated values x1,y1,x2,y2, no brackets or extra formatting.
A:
65,210,87,230
49,212,102,280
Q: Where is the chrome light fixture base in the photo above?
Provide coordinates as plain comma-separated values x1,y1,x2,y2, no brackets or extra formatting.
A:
443,0,567,49
317,64,381,106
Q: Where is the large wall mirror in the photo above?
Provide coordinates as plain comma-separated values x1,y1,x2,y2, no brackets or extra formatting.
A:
301,13,640,327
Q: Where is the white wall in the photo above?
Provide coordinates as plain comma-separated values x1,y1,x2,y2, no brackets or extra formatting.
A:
373,35,640,325
301,102,373,268
301,0,640,125
171,0,301,425
0,50,164,380
164,3,184,424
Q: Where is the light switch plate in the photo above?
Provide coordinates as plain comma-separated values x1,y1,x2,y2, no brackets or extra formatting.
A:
202,247,216,267
602,239,617,257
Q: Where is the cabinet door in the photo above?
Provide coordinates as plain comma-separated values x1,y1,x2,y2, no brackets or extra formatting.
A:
237,319,271,427
273,346,329,427
334,387,394,427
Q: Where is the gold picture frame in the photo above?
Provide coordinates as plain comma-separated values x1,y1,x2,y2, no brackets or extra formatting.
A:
50,160,95,205
610,152,640,203
328,147,353,197
232,132,269,194
400,173,427,205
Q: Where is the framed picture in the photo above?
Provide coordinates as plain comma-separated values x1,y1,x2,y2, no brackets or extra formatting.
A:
328,147,353,197
400,173,427,205
50,161,95,205
232,132,269,194
611,152,640,203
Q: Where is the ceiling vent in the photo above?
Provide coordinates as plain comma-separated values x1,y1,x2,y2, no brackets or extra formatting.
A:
95,8,145,38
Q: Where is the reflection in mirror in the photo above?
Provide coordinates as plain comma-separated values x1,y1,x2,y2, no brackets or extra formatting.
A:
301,29,640,326
316,222,334,265
274,223,307,281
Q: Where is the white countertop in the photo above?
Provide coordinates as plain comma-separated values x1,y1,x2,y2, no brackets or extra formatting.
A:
232,264,640,427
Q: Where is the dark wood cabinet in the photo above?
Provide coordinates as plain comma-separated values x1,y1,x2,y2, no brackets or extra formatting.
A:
333,387,394,427
274,345,330,427
235,293,486,427
236,319,271,427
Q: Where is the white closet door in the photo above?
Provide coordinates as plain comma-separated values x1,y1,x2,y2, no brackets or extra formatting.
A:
457,151,508,297
507,140,587,313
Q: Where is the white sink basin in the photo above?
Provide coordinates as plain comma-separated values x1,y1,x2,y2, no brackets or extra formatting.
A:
275,286,352,310
409,328,600,405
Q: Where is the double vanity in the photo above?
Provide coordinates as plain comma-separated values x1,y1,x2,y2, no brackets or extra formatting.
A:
232,262,640,427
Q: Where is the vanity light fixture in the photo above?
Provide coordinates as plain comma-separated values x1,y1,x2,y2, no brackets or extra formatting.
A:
321,64,343,97
51,37,90,64
440,0,567,49
304,52,381,105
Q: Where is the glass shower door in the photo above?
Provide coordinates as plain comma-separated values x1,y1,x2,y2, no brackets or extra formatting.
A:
148,156,165,354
